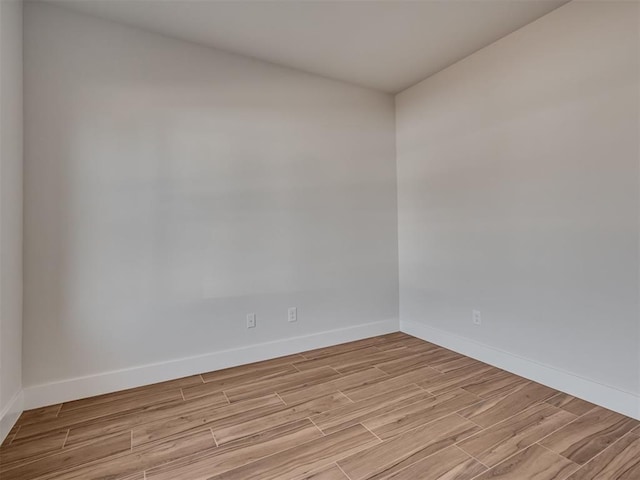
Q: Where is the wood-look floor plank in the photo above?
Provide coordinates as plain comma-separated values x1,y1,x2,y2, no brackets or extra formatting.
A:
375,351,447,376
212,392,352,445
43,429,215,480
301,464,350,480
59,375,202,414
0,428,68,469
301,336,396,361
343,366,441,402
565,432,640,479
132,393,284,447
460,370,529,400
145,419,323,480
312,384,434,435
183,363,298,400
546,393,597,417
406,343,461,356
117,472,145,480
4,334,638,480
279,367,388,405
200,354,306,382
332,348,415,375
207,424,379,480
540,407,639,465
362,389,482,440
0,431,131,480
432,356,486,374
337,414,481,480
457,403,576,467
14,404,62,428
1,423,21,447
292,346,383,371
224,366,342,403
458,381,558,428
472,443,578,479
377,445,486,480
65,391,228,447
14,390,203,442
57,389,183,421
375,336,438,352
418,363,500,396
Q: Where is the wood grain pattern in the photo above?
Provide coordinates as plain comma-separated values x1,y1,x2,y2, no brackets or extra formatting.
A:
458,381,558,428
212,392,351,445
312,384,434,435
546,393,597,417
565,432,640,479
461,370,529,400
343,366,441,402
338,413,481,480
302,464,350,479
132,393,283,446
0,429,68,468
224,366,341,403
457,403,576,467
184,363,298,400
0,432,132,480
362,389,482,440
418,362,499,396
145,419,323,480
65,390,228,447
380,446,486,480
47,429,215,480
540,407,639,465
279,367,387,405
1,334,635,480
473,444,578,479
207,424,379,480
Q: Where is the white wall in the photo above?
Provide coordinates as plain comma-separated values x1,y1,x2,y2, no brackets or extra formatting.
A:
0,0,24,438
397,0,639,411
23,3,398,396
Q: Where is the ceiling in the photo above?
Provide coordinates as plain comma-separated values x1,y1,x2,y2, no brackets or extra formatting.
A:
48,0,569,93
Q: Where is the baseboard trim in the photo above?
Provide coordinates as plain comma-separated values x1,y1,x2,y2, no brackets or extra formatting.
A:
23,318,399,410
0,389,24,443
401,319,640,420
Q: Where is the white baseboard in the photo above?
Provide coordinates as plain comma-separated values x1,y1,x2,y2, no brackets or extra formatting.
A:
0,389,24,443
23,318,399,410
401,319,640,420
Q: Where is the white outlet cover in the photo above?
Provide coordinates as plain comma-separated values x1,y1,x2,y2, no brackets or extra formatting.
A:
247,313,256,328
288,307,297,322
472,310,482,325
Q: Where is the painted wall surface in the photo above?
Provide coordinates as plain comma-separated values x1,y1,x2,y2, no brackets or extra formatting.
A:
23,3,398,387
0,0,24,436
396,1,640,396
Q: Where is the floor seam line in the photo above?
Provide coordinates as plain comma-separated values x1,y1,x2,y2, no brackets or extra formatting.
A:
359,422,383,443
307,417,325,436
454,444,489,469
542,424,640,473
335,461,353,480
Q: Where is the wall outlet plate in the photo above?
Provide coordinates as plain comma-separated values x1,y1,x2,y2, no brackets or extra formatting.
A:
472,310,482,325
288,307,297,322
247,313,256,328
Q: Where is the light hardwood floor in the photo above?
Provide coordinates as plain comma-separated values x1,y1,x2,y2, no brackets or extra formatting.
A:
1,333,638,479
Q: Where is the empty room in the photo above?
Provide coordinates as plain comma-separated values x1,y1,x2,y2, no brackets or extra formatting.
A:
0,0,639,478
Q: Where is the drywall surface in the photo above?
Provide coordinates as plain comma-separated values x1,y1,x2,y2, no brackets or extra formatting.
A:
396,1,640,397
0,0,24,437
23,3,398,388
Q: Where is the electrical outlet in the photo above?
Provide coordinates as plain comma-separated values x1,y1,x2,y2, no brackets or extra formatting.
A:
472,310,482,325
288,307,297,322
246,313,256,329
